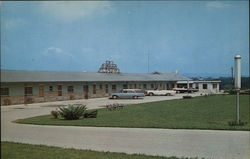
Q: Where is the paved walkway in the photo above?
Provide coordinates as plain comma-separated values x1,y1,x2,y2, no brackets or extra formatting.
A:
1,94,250,159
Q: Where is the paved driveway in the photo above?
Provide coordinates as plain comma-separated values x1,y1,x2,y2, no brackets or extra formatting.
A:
1,94,250,159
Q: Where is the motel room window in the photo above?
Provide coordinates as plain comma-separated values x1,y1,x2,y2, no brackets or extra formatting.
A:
129,84,133,89
123,84,128,89
0,88,9,96
49,86,53,91
25,87,33,95
138,84,141,89
151,84,154,89
195,84,199,89
93,84,96,94
99,84,103,90
213,84,217,89
67,86,74,93
172,84,175,88
58,85,62,96
105,84,109,93
39,86,44,97
112,85,116,92
203,84,207,89
166,83,169,89
143,84,147,89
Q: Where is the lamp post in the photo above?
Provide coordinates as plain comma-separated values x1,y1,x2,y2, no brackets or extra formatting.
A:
234,55,241,125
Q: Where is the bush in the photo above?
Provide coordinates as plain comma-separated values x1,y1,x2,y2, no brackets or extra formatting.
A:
51,110,59,119
228,120,247,126
105,103,125,111
58,104,86,120
183,95,192,99
84,110,98,118
224,89,237,95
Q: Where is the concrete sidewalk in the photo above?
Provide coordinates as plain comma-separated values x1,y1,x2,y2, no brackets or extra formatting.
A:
1,94,250,159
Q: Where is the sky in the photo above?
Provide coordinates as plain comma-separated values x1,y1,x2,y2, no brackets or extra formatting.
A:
1,1,249,77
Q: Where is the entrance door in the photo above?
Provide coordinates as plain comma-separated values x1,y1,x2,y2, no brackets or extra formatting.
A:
83,85,89,99
24,87,33,104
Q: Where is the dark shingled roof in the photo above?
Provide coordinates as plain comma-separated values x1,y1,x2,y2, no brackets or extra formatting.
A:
1,70,191,83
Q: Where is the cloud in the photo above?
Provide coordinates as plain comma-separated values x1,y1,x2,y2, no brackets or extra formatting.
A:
43,47,73,57
206,1,227,8
38,1,112,22
47,47,63,54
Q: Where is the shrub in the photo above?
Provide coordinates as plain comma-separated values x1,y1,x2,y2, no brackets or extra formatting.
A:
228,120,247,126
51,110,59,119
58,104,86,120
225,89,237,95
183,95,192,99
105,103,125,111
84,110,98,118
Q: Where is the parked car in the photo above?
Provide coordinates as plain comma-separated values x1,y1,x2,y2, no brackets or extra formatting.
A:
145,89,176,96
173,88,198,93
110,89,145,99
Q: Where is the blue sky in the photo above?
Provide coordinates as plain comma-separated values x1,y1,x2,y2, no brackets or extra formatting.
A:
1,1,249,76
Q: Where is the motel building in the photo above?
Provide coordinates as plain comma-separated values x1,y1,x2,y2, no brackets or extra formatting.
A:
1,69,221,106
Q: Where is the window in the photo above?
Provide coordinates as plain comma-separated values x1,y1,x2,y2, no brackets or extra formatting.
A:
203,84,207,89
138,84,141,89
1,88,9,96
134,84,137,89
171,84,175,88
112,85,116,91
213,84,217,89
105,84,109,93
25,87,33,95
93,84,96,94
151,84,154,89
39,86,44,97
49,86,53,91
67,86,74,93
166,83,169,89
195,84,198,89
143,84,147,89
129,84,133,89
123,84,128,89
58,85,62,96
155,84,158,89
99,84,103,90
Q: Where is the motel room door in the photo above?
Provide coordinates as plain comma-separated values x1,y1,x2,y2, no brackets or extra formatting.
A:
83,85,89,99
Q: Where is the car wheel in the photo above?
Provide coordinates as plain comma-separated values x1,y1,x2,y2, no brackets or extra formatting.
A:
112,95,118,99
166,93,171,96
149,93,154,96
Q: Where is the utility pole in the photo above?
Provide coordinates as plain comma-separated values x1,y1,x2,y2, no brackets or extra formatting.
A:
231,67,234,88
147,52,150,73
234,55,241,125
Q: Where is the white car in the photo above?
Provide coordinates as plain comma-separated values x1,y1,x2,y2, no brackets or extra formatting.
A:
145,90,176,96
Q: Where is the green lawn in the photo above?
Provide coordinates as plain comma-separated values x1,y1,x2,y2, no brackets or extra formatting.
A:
1,142,192,159
16,95,250,130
